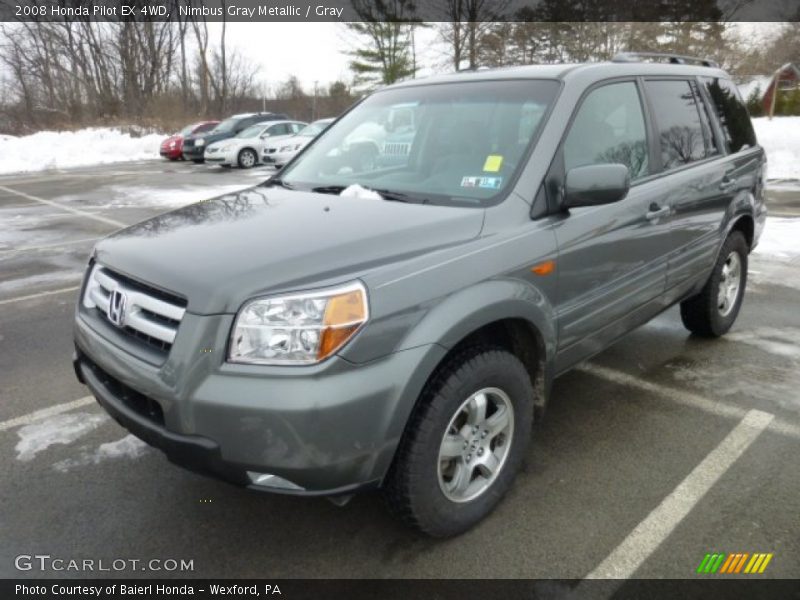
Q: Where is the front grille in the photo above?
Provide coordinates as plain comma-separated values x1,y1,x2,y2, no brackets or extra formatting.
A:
83,265,187,355
84,355,165,426
383,142,410,156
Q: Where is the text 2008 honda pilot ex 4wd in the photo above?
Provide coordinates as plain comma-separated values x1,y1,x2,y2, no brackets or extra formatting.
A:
73,55,766,537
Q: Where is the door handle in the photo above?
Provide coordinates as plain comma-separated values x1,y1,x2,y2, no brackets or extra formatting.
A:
646,203,670,221
719,176,738,191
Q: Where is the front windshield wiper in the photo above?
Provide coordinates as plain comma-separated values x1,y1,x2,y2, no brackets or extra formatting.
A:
311,185,425,204
311,185,347,195
265,177,294,190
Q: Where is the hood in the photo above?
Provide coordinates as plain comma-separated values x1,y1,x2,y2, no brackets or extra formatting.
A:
161,134,181,147
185,130,232,145
94,187,485,314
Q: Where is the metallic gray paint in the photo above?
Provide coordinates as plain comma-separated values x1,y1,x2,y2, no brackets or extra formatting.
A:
74,61,766,494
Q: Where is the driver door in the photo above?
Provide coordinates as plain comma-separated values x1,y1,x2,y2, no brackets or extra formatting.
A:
551,80,673,371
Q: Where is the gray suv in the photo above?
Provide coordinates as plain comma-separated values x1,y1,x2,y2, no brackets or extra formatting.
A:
73,55,766,537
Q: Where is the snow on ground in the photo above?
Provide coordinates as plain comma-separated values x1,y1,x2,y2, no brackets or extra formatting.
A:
750,216,800,291
15,412,108,462
52,435,150,473
0,127,164,175
753,217,800,260
752,117,800,181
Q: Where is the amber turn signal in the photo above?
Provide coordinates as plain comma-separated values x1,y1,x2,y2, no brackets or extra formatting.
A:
318,287,368,359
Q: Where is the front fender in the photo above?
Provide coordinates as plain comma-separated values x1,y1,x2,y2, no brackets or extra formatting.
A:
398,278,556,361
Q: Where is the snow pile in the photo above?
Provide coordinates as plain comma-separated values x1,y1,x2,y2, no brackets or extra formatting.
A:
752,117,800,181
0,127,165,175
753,217,800,260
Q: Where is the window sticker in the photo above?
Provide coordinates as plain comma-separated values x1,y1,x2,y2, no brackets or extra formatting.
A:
483,155,504,172
461,176,503,190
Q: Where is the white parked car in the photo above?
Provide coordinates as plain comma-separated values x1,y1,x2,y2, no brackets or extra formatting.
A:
262,118,335,168
204,120,307,168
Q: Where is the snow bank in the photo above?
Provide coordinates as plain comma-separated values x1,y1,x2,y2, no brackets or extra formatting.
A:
753,217,800,260
0,127,164,175
752,117,800,181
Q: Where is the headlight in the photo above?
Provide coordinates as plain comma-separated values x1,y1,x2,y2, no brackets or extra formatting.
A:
196,138,205,146
229,281,368,365
279,145,292,152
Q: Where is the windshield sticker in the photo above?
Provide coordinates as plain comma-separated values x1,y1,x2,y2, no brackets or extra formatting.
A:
461,176,502,190
483,155,504,172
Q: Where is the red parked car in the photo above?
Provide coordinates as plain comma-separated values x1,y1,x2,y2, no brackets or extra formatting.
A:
160,121,219,160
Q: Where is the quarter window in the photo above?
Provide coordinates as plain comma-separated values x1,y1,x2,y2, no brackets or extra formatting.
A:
701,77,757,153
564,82,649,181
645,80,713,170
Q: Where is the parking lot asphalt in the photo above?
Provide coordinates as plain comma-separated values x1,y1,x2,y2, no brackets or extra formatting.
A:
1,161,798,581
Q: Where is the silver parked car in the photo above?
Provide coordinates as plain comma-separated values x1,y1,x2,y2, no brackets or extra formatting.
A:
262,118,335,168
205,120,307,168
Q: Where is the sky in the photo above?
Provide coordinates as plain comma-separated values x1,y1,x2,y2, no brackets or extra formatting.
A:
210,22,446,94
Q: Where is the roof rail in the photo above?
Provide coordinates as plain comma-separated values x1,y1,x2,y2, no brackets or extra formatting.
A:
612,51,719,69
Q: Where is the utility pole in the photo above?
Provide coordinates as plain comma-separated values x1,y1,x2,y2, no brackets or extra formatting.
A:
768,65,783,120
312,80,319,121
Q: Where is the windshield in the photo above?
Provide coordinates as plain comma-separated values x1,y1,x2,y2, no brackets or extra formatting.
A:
237,124,265,138
212,117,241,134
280,81,558,205
298,120,331,137
179,123,198,136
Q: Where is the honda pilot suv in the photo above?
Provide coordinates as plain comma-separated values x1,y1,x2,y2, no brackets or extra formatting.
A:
73,54,765,537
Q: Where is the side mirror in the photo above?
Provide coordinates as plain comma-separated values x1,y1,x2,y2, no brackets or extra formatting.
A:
563,164,630,209
260,133,271,139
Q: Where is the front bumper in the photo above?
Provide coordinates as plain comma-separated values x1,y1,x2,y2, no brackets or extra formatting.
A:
73,311,444,495
182,146,205,160
262,150,296,166
204,148,236,165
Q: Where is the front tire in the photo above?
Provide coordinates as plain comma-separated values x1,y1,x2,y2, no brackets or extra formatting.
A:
384,347,534,537
680,231,748,337
238,148,257,169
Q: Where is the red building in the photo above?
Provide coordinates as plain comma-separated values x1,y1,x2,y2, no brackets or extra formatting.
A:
761,63,800,112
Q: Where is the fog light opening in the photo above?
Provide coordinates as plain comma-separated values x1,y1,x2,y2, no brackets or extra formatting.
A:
247,471,305,492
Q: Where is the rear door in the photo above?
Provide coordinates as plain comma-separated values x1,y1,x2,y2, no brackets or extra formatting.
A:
552,79,673,369
641,78,732,294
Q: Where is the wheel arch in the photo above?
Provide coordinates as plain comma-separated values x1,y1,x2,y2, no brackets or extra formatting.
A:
374,279,557,486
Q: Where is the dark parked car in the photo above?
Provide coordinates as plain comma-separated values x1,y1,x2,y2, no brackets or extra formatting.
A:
74,54,764,536
182,112,289,163
159,121,219,161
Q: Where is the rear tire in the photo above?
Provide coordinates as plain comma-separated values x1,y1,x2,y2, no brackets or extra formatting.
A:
192,159,204,164
680,231,748,337
384,346,534,537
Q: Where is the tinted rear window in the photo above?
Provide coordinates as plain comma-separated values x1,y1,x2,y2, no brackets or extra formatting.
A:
645,80,713,170
701,77,757,153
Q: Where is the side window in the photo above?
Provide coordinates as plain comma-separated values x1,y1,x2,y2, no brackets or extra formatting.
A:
292,123,304,133
694,81,720,157
645,80,713,170
564,81,649,181
701,77,757,153
268,124,287,136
